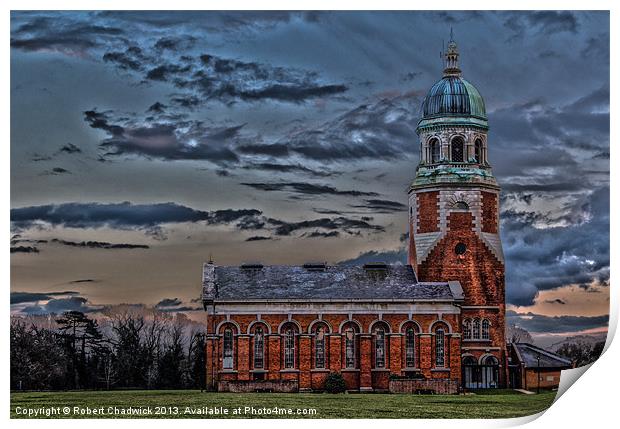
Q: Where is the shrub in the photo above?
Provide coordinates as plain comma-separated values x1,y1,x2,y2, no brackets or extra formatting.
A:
324,372,347,393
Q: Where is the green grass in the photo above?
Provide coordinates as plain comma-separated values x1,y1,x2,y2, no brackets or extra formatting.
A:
11,389,557,419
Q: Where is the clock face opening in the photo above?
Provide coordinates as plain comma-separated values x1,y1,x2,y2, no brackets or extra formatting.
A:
455,242,467,255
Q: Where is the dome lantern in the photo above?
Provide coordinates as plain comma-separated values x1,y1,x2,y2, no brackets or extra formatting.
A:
443,28,461,77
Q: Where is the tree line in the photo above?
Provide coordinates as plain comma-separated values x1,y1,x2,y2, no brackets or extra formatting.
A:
10,311,206,391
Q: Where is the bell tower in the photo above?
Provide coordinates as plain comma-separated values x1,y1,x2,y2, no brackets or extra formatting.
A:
408,33,507,384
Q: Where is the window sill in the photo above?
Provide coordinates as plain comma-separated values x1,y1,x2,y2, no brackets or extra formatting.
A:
341,368,360,372
279,369,300,373
219,370,238,374
250,369,268,373
463,339,492,343
371,368,390,372
401,368,421,372
311,369,330,373
431,368,451,372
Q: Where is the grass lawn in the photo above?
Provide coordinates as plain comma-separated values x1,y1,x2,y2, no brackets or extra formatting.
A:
11,389,557,419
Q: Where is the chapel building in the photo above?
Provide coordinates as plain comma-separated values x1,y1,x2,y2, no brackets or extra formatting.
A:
203,35,508,392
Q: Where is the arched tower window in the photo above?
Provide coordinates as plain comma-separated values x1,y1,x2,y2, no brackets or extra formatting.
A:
474,138,483,163
473,318,481,339
451,137,465,162
253,326,265,369
429,138,440,163
281,323,298,369
481,319,490,340
341,321,359,369
313,323,329,369
223,328,234,369
404,325,417,368
435,328,446,367
372,321,390,368
463,319,472,340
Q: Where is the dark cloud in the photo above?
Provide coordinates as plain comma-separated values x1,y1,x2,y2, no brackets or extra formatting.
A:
507,310,608,333
503,187,609,306
242,163,335,177
267,216,384,236
245,236,272,242
339,248,407,266
103,49,144,71
11,15,124,55
59,143,82,154
544,299,566,305
241,182,379,197
11,202,264,237
22,296,98,315
47,167,71,175
68,279,99,284
349,199,407,213
155,297,182,308
50,238,149,250
11,291,79,305
276,96,420,162
503,11,579,41
84,109,240,164
147,102,166,113
10,246,39,254
302,230,340,238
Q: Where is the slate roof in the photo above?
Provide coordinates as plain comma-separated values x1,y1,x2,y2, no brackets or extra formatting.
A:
513,343,573,369
206,264,461,302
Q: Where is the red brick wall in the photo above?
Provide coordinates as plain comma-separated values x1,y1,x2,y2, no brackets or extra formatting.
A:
417,191,439,233
205,312,464,391
481,191,498,233
525,369,562,390
418,212,504,307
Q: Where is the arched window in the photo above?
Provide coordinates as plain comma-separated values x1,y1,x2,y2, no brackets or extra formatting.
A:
474,139,483,163
281,323,298,369
314,324,327,369
473,318,481,339
483,355,499,366
451,137,464,162
481,355,499,388
463,319,472,340
455,201,469,210
429,138,440,163
341,321,359,369
223,328,234,369
435,328,445,367
481,319,490,340
253,327,264,369
372,323,389,368
405,327,416,368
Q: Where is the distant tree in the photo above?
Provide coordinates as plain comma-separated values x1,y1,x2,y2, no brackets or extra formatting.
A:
188,331,206,390
56,311,103,389
110,313,147,388
10,320,67,390
506,323,533,344
157,323,185,389
556,341,605,367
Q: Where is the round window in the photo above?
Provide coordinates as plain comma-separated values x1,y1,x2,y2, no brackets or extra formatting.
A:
455,242,467,255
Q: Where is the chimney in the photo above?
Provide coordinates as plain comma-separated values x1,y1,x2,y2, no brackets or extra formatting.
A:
202,260,217,309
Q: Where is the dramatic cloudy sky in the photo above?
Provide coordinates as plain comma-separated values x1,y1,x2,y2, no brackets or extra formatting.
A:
10,11,609,342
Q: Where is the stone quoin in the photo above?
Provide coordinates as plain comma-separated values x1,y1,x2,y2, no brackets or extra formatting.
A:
203,33,510,392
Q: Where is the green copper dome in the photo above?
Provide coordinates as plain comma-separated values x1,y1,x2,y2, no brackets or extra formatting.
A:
422,76,487,120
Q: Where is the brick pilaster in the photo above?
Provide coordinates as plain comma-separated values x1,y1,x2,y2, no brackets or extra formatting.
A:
359,334,372,391
267,334,281,380
237,335,250,381
328,334,341,371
